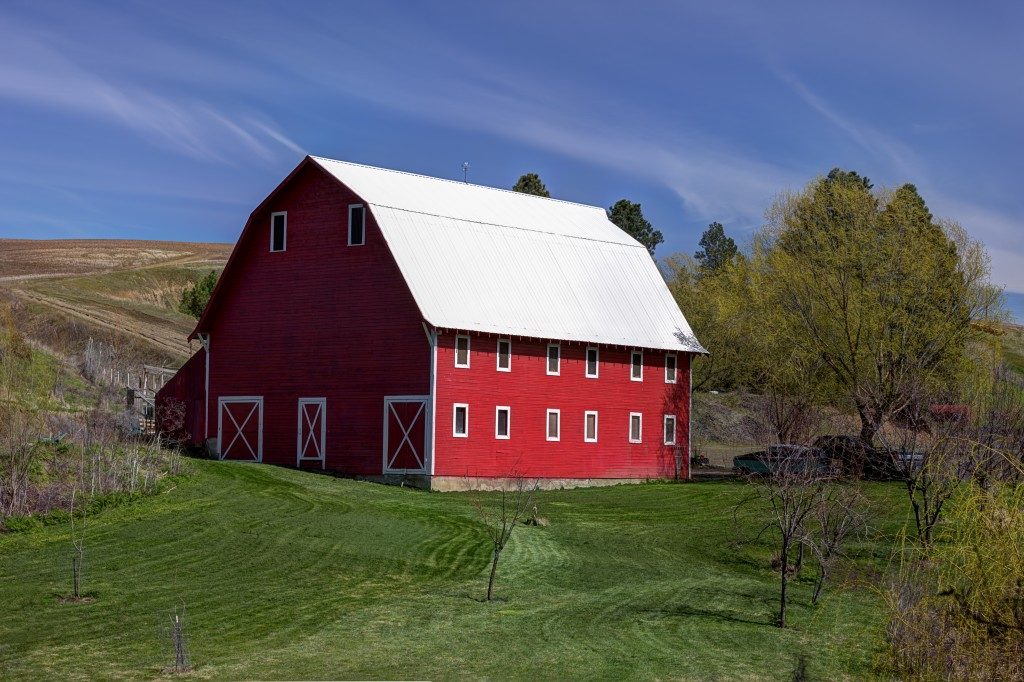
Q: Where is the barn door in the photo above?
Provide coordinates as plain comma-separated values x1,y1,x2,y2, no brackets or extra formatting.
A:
296,397,326,468
217,397,263,461
383,396,430,474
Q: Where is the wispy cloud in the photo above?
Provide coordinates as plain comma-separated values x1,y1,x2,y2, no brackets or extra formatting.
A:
0,18,301,165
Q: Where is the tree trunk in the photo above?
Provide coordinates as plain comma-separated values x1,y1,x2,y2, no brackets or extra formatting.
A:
486,548,500,601
778,536,789,628
812,568,827,605
858,415,879,449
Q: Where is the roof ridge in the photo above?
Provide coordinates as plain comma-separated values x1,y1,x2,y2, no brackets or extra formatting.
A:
368,202,645,249
308,155,608,213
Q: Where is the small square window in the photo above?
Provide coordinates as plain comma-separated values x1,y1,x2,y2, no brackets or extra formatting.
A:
547,344,560,375
664,415,677,445
270,212,287,252
629,412,642,443
585,347,599,378
584,411,598,443
495,406,510,439
546,409,560,441
455,335,470,368
665,354,678,384
497,339,511,372
631,350,643,381
348,204,365,246
453,403,468,437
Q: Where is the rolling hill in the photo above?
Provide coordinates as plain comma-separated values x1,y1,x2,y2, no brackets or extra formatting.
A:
1,239,231,367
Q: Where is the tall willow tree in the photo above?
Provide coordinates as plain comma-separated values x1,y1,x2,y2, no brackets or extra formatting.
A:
763,169,998,445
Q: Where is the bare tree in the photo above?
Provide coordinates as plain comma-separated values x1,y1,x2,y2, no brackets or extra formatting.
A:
750,453,832,627
471,475,539,602
163,603,192,674
804,484,868,604
881,392,977,546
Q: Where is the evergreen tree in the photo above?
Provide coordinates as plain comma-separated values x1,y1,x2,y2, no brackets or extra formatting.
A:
178,270,219,318
511,173,550,197
607,199,663,256
695,222,738,272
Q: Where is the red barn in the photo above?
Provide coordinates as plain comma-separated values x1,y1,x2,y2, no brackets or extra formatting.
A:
157,156,705,489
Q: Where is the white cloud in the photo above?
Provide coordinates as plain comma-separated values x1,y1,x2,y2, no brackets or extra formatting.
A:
0,19,299,165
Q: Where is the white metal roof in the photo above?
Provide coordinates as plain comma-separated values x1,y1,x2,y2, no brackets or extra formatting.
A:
310,156,705,353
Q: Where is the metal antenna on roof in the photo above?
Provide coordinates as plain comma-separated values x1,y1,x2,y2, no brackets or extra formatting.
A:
462,161,470,183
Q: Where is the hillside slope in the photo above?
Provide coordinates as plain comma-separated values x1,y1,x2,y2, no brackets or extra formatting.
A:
1,239,230,366
0,459,903,680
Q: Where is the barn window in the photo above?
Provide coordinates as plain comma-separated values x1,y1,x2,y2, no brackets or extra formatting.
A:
664,415,677,445
547,344,560,375
497,339,511,372
585,347,599,378
546,409,560,441
631,350,643,381
629,412,642,443
495,406,510,439
270,212,287,252
665,354,677,384
348,204,365,246
455,335,470,368
584,411,598,442
453,403,468,437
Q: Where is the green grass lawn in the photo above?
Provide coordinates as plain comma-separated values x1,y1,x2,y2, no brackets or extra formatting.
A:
0,460,905,680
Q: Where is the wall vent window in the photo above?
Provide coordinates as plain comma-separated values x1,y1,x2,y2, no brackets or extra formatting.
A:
495,406,510,439
584,411,598,442
664,415,677,445
547,344,560,375
631,350,643,381
348,204,365,246
497,339,511,372
455,335,470,368
546,409,560,441
629,412,642,443
270,212,286,252
453,403,468,437
586,347,599,378
665,354,677,384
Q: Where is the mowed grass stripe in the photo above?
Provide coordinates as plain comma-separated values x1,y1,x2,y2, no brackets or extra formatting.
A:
0,459,901,680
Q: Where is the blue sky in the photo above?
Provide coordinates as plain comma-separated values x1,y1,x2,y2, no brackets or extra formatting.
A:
2,1,1023,318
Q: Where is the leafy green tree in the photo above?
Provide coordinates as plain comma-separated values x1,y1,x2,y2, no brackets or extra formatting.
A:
178,270,218,319
608,199,663,256
695,222,738,272
511,173,550,197
763,169,998,446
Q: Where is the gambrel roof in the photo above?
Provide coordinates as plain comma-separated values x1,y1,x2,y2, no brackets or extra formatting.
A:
197,155,705,353
310,157,703,353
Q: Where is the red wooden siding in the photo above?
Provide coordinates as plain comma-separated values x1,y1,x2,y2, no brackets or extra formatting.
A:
433,333,691,479
155,346,205,445
199,164,429,474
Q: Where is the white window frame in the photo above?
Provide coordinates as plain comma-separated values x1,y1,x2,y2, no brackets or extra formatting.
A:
584,410,598,443
629,412,643,443
546,343,560,376
665,353,678,384
455,335,470,368
495,405,511,439
585,346,599,378
631,350,643,382
270,211,287,252
664,414,677,445
546,408,561,442
496,338,512,372
452,403,469,438
348,203,366,246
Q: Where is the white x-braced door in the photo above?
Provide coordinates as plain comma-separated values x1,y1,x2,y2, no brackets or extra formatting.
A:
217,396,263,461
383,396,430,474
296,397,326,468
